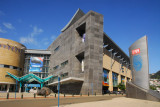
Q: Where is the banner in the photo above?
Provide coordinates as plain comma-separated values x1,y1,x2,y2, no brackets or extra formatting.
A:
29,57,43,72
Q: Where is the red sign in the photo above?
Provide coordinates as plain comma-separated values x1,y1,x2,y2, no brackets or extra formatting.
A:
132,48,140,55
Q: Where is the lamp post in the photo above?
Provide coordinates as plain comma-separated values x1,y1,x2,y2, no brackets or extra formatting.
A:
58,76,60,107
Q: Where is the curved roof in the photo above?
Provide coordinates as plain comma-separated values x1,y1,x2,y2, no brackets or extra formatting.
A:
61,8,85,32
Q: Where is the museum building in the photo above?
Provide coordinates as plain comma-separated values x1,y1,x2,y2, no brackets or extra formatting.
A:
0,9,132,94
47,9,132,94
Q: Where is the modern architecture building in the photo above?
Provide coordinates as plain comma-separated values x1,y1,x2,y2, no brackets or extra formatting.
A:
0,38,26,92
0,9,132,94
47,9,132,94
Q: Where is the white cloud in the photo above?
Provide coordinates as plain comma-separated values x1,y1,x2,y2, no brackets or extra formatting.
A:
0,27,6,33
20,37,34,44
3,22,15,29
20,26,43,44
30,26,43,37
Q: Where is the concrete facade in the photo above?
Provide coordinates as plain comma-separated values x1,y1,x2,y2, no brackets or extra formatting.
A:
126,82,160,102
48,9,132,94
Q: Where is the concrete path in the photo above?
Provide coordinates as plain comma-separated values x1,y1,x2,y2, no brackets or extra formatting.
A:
56,97,160,107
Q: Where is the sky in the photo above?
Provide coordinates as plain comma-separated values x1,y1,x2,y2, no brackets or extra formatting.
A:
0,0,160,74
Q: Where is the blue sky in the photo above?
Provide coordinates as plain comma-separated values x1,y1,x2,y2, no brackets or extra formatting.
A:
0,0,160,73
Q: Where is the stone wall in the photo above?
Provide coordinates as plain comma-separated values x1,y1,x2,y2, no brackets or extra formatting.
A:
48,11,104,95
126,82,160,102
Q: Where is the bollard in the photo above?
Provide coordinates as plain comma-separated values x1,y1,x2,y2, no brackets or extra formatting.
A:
95,92,96,96
80,93,82,96
6,93,9,99
64,93,65,97
45,93,46,98
72,93,74,97
34,93,36,98
55,93,56,98
21,94,23,99
88,92,89,96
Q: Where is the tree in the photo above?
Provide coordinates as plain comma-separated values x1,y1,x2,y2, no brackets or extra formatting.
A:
150,85,156,90
118,83,126,91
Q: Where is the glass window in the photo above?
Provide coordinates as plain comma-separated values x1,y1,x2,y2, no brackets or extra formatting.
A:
112,72,118,87
102,69,109,86
13,66,18,70
46,60,49,66
61,60,68,67
4,65,9,68
53,65,59,70
47,55,49,59
54,46,60,52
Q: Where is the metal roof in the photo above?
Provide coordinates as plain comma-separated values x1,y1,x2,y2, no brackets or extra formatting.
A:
103,32,130,63
6,72,54,83
25,49,51,55
61,8,85,32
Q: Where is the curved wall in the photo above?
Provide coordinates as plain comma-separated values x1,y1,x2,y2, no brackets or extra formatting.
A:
129,36,149,90
0,38,26,84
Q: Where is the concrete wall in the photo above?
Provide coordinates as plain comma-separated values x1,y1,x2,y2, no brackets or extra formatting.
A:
48,11,103,94
126,82,160,102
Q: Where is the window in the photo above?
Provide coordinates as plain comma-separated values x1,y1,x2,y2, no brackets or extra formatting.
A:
13,66,18,70
53,65,59,70
76,23,86,42
46,60,49,66
47,55,49,59
61,72,68,79
4,65,9,68
61,60,68,67
54,46,60,52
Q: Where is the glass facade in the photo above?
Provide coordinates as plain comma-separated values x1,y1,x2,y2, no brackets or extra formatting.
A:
112,72,118,87
24,54,50,78
102,69,109,86
121,76,125,85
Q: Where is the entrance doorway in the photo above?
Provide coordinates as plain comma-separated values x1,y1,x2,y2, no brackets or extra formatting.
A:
102,86,109,94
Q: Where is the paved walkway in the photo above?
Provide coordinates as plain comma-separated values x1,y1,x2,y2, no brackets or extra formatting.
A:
56,97,160,107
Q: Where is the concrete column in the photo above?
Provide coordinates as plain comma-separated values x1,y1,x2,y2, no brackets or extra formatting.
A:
19,82,22,93
124,77,127,86
109,70,113,91
118,74,121,91
7,84,10,93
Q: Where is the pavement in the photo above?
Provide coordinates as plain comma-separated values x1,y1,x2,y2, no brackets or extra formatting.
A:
55,97,160,107
0,93,160,107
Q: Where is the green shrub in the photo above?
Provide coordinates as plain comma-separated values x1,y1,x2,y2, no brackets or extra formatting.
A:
118,83,126,91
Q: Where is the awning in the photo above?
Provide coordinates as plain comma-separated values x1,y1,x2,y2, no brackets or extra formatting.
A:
48,77,84,86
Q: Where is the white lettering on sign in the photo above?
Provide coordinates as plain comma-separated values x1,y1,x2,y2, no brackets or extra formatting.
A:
132,48,140,55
